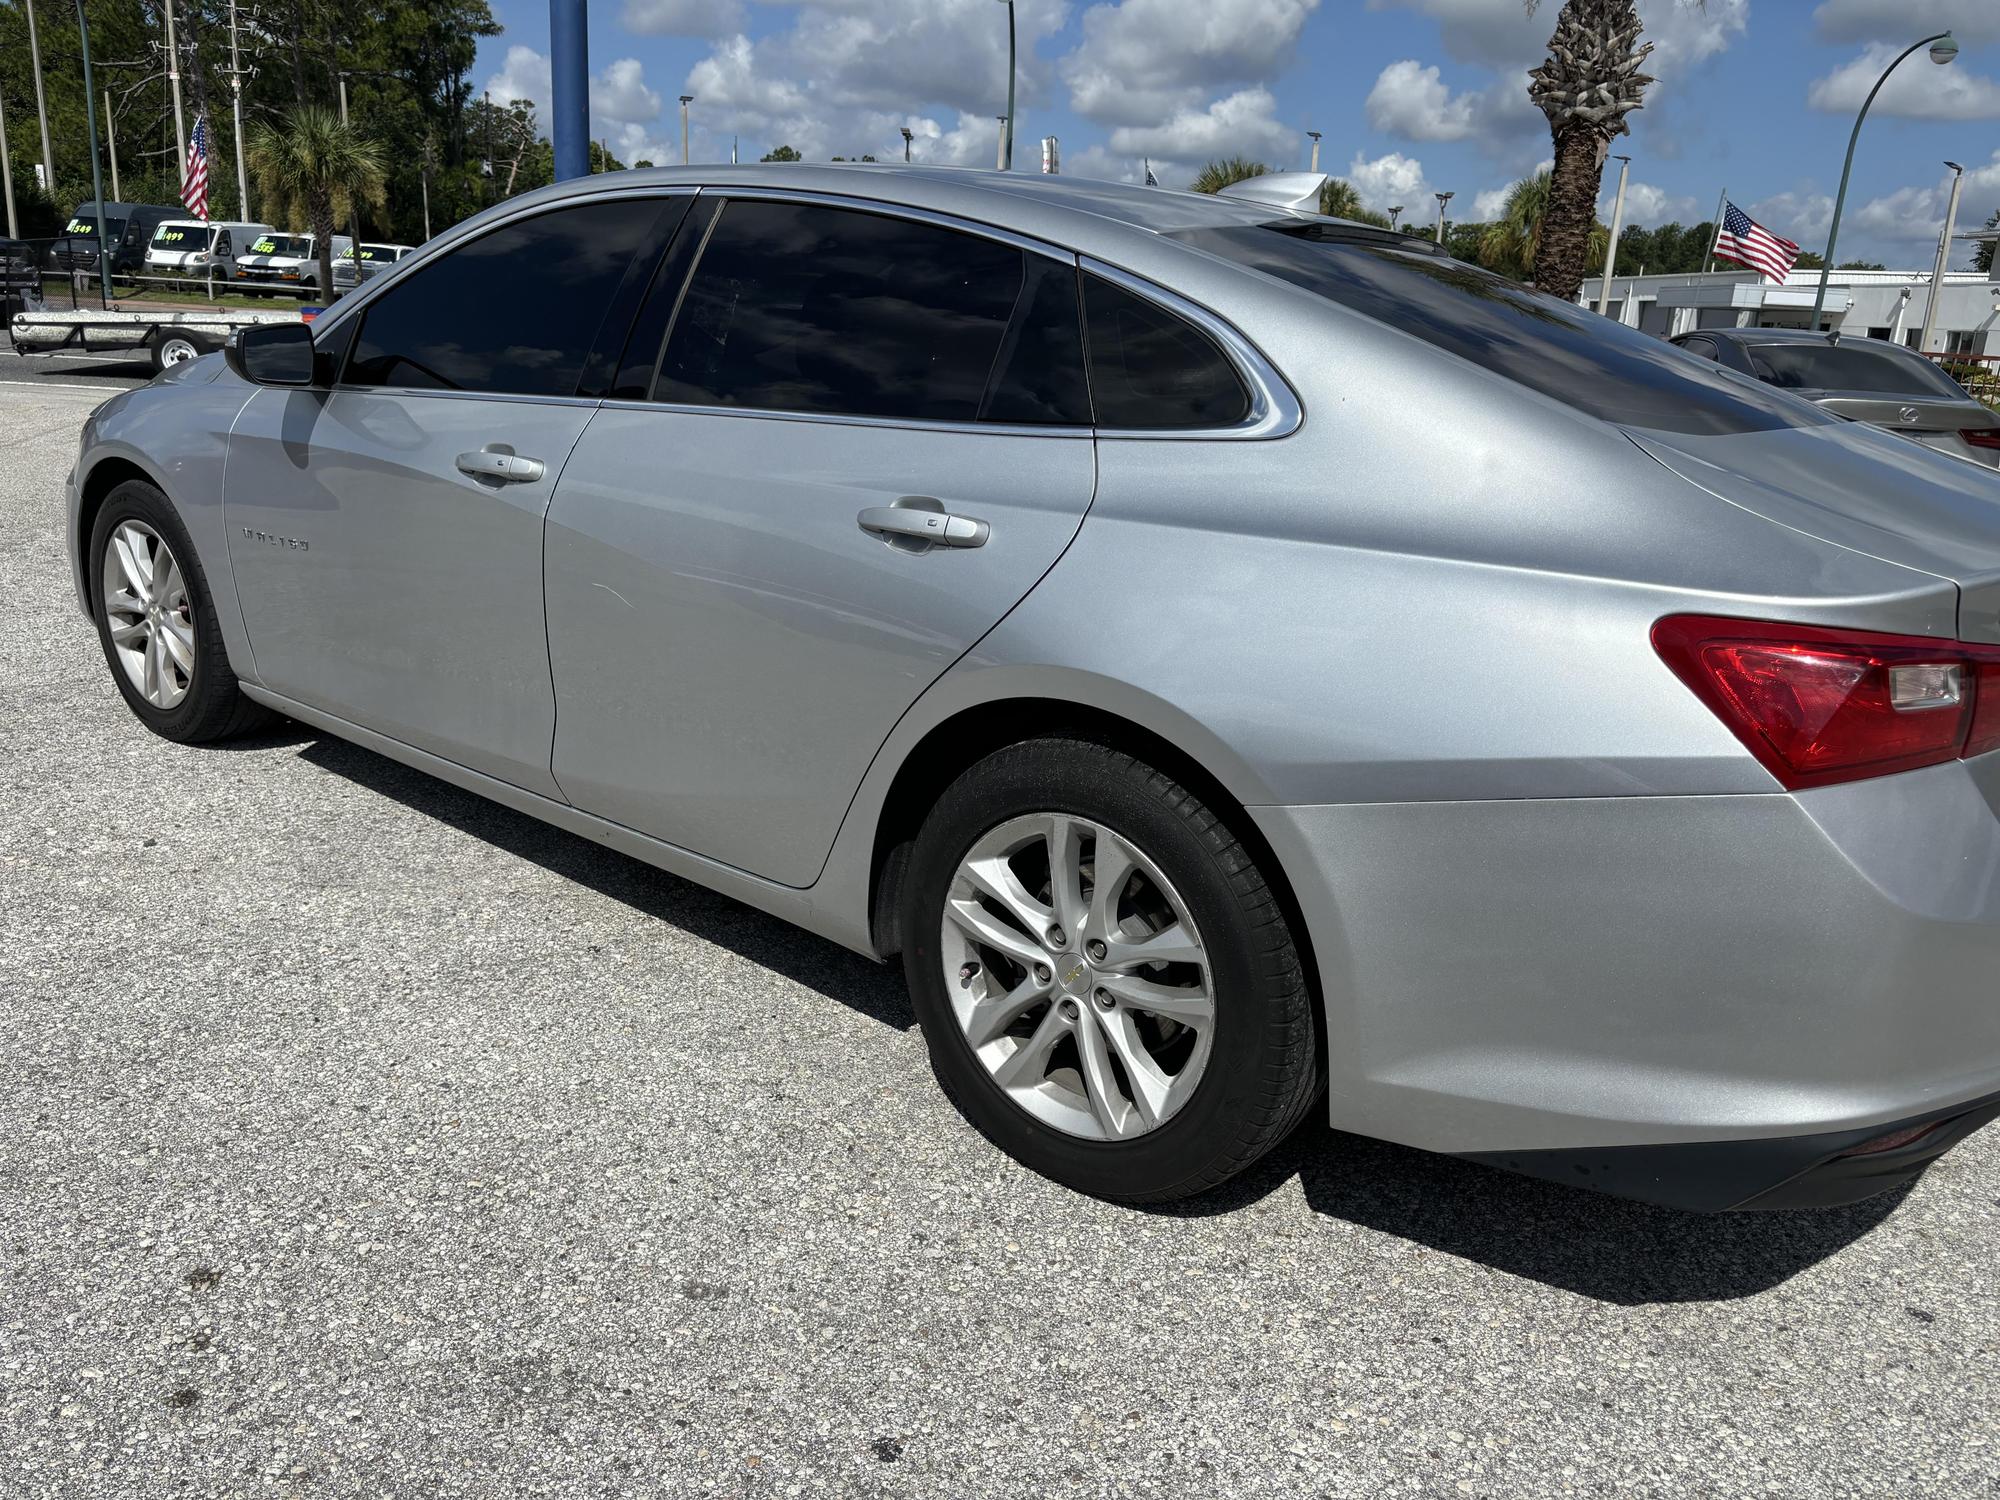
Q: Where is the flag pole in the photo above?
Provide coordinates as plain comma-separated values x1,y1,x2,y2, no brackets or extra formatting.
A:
1702,186,1727,273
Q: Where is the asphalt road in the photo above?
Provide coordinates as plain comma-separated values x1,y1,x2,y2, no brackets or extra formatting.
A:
0,349,155,390
4,382,1998,1499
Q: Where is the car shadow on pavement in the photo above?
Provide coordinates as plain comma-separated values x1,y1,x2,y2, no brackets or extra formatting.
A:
289,732,1904,1304
1169,1121,1909,1305
293,736,915,1033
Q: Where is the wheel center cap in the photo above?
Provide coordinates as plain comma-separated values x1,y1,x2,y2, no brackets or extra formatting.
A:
1054,953,1092,996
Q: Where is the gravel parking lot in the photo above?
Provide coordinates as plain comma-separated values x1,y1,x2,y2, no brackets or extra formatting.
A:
4,380,1998,1498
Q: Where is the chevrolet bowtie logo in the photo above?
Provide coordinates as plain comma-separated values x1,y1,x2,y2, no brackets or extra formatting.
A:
1063,961,1087,987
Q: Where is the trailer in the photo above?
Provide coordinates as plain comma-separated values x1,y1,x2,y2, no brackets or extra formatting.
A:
7,304,306,375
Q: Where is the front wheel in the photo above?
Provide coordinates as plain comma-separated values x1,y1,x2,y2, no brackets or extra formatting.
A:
901,738,1320,1202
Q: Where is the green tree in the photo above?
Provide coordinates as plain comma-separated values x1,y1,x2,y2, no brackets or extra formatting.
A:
760,144,803,162
1976,210,1996,275
1525,0,1655,300
1478,170,1606,281
1189,157,1271,194
1316,178,1390,226
248,106,388,298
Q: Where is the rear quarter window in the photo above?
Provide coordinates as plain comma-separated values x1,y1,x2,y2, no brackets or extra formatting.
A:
1173,224,1830,436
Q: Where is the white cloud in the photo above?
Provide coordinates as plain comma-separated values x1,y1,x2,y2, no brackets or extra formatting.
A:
1851,152,2000,248
1605,180,1699,227
1808,43,2000,119
1746,191,1837,247
1346,150,1432,214
1472,184,1514,220
593,58,663,126
1812,0,2000,47
486,44,552,119
1105,88,1296,167
1369,0,1745,77
484,46,671,162
1064,0,1321,126
621,0,744,38
1366,60,1476,140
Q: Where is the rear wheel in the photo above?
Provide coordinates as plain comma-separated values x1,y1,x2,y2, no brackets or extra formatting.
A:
89,479,272,743
901,738,1319,1202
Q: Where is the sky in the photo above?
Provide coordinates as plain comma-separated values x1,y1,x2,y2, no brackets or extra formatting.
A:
473,0,2000,270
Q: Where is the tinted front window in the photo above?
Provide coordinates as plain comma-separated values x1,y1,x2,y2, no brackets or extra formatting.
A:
1742,341,1966,398
346,199,659,396
252,235,310,257
1082,274,1251,428
1175,223,1830,436
655,199,1087,424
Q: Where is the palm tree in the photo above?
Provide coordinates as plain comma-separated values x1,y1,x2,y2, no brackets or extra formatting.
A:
1478,170,1608,281
1190,157,1271,194
1525,0,1654,300
247,107,389,301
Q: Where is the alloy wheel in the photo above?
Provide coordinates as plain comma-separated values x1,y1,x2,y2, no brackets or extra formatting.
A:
101,519,196,709
939,812,1215,1141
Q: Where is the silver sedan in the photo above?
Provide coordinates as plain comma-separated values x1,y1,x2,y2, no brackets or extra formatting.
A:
65,165,2000,1211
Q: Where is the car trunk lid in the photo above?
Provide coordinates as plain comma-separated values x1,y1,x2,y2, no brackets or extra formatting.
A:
1626,418,2000,643
1806,391,1995,433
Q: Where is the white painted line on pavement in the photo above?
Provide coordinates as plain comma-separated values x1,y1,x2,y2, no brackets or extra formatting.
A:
0,379,115,393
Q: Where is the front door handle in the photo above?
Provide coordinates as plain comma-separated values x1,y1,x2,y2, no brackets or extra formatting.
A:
456,449,545,484
857,504,989,549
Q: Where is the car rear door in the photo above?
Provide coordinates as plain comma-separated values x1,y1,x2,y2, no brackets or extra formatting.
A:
223,192,685,797
543,193,1097,887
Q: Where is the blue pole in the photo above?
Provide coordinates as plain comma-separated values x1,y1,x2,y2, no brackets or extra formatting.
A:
550,0,589,183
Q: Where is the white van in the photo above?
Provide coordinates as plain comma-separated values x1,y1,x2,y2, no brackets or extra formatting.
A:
231,232,351,298
143,219,276,285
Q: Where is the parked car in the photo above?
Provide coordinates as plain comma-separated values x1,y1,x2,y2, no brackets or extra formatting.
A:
65,166,2000,1213
48,202,182,280
331,241,417,292
1672,327,2000,469
231,232,350,298
0,237,43,316
142,219,277,287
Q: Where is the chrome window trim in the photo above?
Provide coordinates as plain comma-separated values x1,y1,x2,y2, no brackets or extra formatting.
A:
1079,256,1303,442
701,186,1077,266
600,398,1093,441
324,388,604,411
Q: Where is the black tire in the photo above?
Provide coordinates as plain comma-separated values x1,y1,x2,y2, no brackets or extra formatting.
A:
88,479,273,744
149,330,209,375
901,737,1319,1203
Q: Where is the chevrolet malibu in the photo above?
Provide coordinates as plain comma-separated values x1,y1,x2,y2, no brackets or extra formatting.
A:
66,165,2000,1211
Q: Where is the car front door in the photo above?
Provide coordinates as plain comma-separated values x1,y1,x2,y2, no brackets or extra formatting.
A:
223,193,682,797
543,194,1099,886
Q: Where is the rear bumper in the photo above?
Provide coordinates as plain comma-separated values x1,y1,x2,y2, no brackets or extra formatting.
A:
1253,757,2000,1209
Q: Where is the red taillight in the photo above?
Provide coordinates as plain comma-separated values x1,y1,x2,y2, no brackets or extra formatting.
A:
1961,428,2000,452
1653,615,2000,789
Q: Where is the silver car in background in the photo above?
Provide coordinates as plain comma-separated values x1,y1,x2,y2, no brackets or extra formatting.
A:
332,241,418,293
65,166,2000,1213
1672,326,2000,468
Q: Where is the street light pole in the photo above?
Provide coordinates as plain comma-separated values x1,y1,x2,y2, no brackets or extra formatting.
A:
1388,204,1402,230
1918,160,1966,354
995,0,1016,170
104,92,121,202
227,0,251,220
0,81,19,240
1306,131,1321,174
1811,31,1959,331
1597,154,1631,316
550,0,590,182
1434,190,1453,246
995,118,1007,170
162,0,190,191
679,96,693,164
23,0,55,199
901,126,914,163
73,0,111,303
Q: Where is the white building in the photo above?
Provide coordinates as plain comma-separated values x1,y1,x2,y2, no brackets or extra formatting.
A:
1582,252,2000,355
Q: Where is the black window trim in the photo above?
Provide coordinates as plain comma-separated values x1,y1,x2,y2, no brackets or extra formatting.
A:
618,188,1095,439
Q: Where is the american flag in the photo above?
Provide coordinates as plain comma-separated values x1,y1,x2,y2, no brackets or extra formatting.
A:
1713,201,1798,282
181,116,210,221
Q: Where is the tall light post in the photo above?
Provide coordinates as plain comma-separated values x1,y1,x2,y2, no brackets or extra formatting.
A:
679,95,694,164
1388,204,1402,231
901,126,914,163
1596,153,1632,316
550,0,590,182
1919,160,1967,354
1811,31,1959,330
103,91,120,201
995,0,1016,170
1434,190,1453,246
162,0,189,191
24,0,55,198
995,118,1008,170
0,81,19,240
1306,130,1321,174
73,0,111,302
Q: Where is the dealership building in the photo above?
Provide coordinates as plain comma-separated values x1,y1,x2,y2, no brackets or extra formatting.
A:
1584,233,2000,355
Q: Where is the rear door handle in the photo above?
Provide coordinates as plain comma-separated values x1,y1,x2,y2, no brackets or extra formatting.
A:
857,505,988,549
456,449,545,484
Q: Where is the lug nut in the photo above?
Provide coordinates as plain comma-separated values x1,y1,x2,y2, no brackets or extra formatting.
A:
1086,939,1106,961
1047,926,1066,947
1094,988,1113,1009
1034,963,1052,984
1060,999,1079,1019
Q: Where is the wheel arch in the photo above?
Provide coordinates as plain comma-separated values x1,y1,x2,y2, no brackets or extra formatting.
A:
76,454,169,613
863,694,1321,1029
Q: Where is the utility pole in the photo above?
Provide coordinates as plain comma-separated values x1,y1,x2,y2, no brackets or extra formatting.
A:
901,126,913,163
23,0,55,200
550,0,590,181
226,0,252,220
995,118,1007,170
1307,131,1321,174
1919,160,1967,354
679,96,693,164
103,92,120,201
73,0,111,302
0,80,18,240
996,0,1016,170
338,77,359,286
1388,204,1403,230
1596,154,1631,316
1434,190,1453,246
163,0,190,192
419,136,433,240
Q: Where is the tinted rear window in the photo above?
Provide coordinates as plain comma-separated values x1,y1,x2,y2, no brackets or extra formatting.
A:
1082,273,1251,428
1173,223,1830,436
1741,341,1966,398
